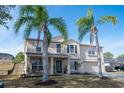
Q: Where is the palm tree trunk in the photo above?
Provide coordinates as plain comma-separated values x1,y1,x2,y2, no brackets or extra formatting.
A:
95,31,103,77
42,26,49,82
24,39,27,74
36,31,41,47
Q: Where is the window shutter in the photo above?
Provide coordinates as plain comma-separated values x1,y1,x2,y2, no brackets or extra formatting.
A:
75,45,77,53
67,45,69,53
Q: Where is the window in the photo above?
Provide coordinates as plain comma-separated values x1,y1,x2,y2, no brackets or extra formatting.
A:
36,47,41,52
35,41,42,52
38,61,43,71
88,49,96,55
88,50,92,54
74,61,78,70
92,50,95,55
56,44,61,53
67,45,77,53
70,61,78,70
32,59,43,72
70,45,74,53
67,45,69,53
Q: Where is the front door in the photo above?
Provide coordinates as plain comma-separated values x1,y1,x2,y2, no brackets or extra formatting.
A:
55,60,63,74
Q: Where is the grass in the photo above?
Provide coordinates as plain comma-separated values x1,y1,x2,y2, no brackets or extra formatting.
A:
0,75,124,88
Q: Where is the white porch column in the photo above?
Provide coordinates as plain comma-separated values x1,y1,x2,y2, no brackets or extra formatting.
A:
24,54,27,74
67,58,70,74
50,57,54,75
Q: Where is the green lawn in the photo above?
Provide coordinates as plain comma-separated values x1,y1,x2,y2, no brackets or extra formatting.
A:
0,75,124,88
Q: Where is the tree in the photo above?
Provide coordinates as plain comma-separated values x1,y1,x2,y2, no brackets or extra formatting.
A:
103,52,114,59
14,6,68,82
117,54,124,59
76,8,117,77
15,52,25,63
0,5,15,29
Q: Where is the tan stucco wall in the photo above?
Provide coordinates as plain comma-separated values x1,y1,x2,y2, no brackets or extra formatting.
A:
25,38,105,74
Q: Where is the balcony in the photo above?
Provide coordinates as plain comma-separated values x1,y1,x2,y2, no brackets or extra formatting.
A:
27,47,42,53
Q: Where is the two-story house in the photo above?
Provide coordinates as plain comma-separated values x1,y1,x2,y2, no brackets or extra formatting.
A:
24,36,105,75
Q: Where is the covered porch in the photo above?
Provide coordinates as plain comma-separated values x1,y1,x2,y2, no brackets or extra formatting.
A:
24,53,70,75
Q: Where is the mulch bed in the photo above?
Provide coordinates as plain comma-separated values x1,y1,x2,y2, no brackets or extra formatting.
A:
35,80,58,86
100,76,111,80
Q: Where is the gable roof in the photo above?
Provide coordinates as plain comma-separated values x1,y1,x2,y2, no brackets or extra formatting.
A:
0,53,14,59
26,36,103,48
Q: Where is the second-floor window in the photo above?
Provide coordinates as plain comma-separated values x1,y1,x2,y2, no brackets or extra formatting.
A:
35,41,41,52
88,49,96,55
67,45,78,54
70,45,74,53
56,44,61,53
36,47,41,52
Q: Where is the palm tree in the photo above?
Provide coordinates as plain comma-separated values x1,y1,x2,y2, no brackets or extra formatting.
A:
14,6,68,82
76,8,117,77
0,5,15,29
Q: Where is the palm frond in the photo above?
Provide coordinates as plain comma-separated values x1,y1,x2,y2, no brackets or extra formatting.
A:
23,22,33,39
87,8,93,17
78,24,90,41
77,17,91,26
19,5,34,16
49,17,68,43
0,5,15,29
76,17,92,41
97,16,117,25
14,16,34,35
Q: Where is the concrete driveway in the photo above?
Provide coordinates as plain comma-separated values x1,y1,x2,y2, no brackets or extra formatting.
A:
103,72,124,79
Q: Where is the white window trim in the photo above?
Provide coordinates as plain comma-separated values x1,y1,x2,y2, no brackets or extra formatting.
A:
56,43,61,53
32,60,43,72
34,41,42,52
88,49,97,56
67,44,77,54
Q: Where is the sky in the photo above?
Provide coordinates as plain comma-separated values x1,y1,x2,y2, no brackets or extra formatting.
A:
0,5,124,57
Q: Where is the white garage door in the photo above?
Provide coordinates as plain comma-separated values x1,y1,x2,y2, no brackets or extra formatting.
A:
84,62,98,74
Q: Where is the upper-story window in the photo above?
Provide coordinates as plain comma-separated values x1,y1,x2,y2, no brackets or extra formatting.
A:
88,49,96,55
35,41,41,52
36,47,41,52
67,44,78,54
56,44,61,53
70,45,74,53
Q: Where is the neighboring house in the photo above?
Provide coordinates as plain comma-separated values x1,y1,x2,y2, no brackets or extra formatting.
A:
24,36,105,75
0,53,15,75
104,58,124,72
0,53,14,62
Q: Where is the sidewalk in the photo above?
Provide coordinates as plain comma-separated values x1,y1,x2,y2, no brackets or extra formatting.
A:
102,72,124,79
